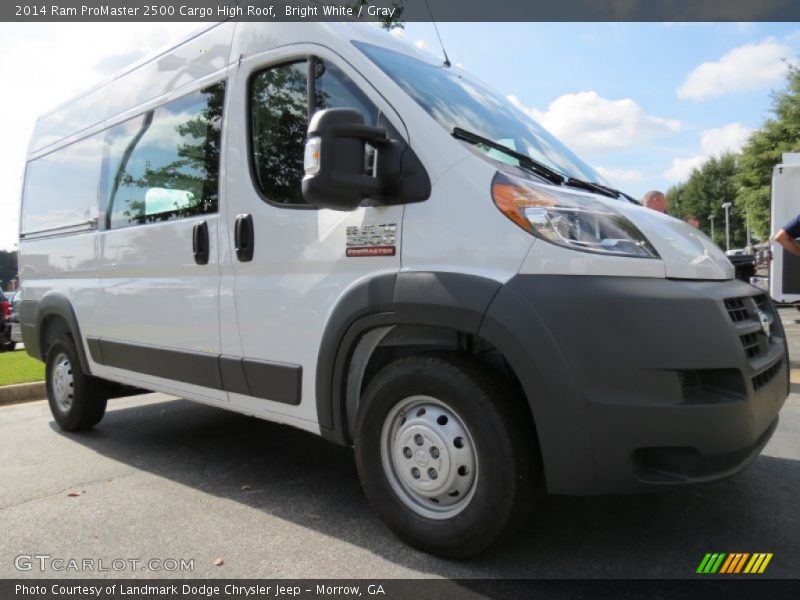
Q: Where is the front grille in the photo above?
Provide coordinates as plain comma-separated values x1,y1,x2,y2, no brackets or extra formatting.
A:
739,332,761,359
723,294,783,390
723,294,775,361
724,297,749,323
753,360,783,391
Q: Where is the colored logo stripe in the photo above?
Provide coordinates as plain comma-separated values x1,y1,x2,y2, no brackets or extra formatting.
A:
697,553,726,573
697,552,773,574
720,553,749,573
744,553,773,574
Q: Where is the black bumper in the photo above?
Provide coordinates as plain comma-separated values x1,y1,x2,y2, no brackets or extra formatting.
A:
479,275,789,494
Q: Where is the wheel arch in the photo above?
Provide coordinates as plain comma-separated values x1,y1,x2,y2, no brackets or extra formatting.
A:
316,272,541,451
24,293,91,375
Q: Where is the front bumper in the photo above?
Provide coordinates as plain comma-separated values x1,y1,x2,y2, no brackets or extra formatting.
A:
479,275,788,494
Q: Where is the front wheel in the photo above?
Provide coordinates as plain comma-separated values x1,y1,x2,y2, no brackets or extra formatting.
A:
355,353,539,558
45,335,108,431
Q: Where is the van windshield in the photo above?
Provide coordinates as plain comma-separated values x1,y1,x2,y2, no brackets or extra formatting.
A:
354,41,604,184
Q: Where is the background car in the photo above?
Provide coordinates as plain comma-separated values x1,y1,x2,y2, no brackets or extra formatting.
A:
0,290,15,352
9,291,21,347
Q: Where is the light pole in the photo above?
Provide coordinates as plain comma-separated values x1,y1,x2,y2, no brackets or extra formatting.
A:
745,205,751,253
709,214,715,243
722,202,732,253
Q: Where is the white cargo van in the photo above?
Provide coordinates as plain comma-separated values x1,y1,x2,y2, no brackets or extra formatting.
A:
18,22,788,558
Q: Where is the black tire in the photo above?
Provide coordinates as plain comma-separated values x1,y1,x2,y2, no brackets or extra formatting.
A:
45,335,108,431
354,352,539,559
5,342,16,352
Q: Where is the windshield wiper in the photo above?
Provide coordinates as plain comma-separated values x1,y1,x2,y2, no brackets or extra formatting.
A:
563,177,620,200
452,127,639,203
565,178,640,204
452,127,565,185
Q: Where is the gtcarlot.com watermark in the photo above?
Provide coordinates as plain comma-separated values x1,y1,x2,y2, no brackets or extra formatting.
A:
15,554,194,573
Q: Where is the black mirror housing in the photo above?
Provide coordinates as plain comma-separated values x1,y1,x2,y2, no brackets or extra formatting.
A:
301,108,385,211
301,108,431,211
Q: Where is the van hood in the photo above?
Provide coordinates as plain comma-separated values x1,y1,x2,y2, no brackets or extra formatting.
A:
615,201,734,280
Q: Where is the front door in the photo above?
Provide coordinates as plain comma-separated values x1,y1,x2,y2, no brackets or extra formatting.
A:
222,48,406,430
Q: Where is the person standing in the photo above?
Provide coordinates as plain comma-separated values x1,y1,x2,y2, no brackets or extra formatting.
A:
683,214,700,228
773,214,800,255
642,190,668,213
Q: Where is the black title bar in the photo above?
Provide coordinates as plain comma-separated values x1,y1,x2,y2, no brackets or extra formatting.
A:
5,0,800,22
5,579,800,600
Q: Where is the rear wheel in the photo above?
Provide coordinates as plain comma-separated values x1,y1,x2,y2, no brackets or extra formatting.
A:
45,335,108,431
355,352,539,558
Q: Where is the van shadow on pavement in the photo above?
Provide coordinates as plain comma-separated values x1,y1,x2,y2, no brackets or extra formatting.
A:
51,396,800,580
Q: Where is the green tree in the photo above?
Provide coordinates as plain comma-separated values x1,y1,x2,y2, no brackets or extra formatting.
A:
736,63,800,239
0,250,17,289
667,153,747,248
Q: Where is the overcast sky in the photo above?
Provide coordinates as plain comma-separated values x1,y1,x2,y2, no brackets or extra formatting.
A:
1,22,798,250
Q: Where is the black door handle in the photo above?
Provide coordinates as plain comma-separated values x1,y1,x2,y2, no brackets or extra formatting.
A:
234,214,254,262
192,221,209,265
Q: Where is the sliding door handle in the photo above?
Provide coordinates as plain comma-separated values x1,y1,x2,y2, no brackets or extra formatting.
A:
192,221,209,265
234,213,254,262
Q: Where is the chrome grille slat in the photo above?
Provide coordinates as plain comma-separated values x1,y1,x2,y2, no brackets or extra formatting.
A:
723,294,782,390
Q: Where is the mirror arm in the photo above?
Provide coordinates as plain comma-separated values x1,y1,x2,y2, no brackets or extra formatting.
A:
307,56,318,123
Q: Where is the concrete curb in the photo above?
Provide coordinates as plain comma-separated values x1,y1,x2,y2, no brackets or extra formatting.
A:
0,382,46,406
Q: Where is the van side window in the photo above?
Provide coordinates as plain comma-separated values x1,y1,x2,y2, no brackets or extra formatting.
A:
249,60,379,206
21,133,104,235
107,82,225,229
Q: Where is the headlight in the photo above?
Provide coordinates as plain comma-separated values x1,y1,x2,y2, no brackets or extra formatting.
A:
491,172,659,259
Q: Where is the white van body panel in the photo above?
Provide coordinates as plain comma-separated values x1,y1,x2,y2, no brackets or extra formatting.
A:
107,23,235,118
28,23,235,156
401,156,533,282
624,203,733,280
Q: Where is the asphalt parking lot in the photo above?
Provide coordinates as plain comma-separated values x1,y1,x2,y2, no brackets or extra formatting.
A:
1,311,799,580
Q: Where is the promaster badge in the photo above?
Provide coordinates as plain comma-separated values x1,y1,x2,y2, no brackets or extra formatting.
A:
346,223,397,257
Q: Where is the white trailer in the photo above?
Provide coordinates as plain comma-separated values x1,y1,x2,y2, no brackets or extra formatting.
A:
770,152,800,302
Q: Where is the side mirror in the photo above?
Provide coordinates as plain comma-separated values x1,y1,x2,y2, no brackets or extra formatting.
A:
301,108,391,211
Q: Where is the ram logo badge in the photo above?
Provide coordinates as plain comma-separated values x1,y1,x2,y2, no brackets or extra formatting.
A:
757,310,771,340
346,223,397,257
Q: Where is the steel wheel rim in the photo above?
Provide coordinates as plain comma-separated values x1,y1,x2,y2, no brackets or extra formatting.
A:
380,395,478,519
51,352,75,412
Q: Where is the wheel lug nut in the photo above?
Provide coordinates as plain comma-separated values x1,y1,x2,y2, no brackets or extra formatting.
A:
411,467,420,479
428,468,438,480
414,434,424,446
430,447,440,459
402,447,412,459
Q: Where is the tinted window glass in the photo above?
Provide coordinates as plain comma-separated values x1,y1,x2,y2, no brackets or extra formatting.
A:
250,60,379,206
107,82,225,229
21,133,104,234
355,42,603,185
